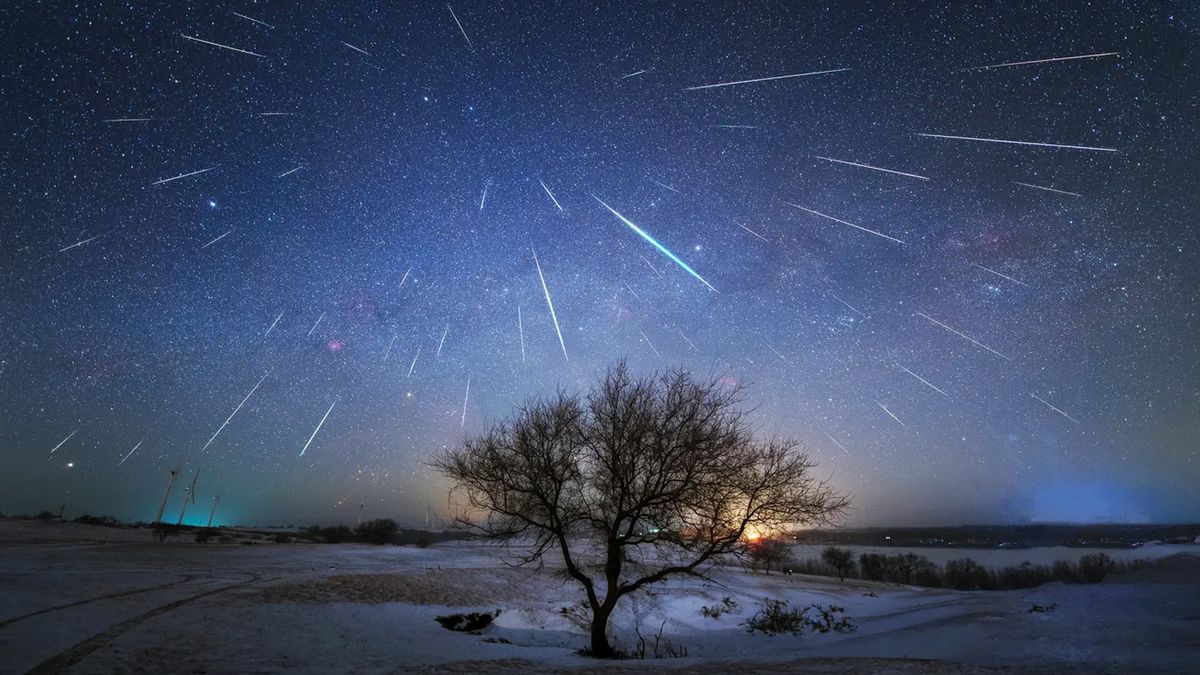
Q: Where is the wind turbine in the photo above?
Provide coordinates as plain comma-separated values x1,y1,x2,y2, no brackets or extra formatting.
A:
206,494,221,528
175,466,202,526
154,468,180,524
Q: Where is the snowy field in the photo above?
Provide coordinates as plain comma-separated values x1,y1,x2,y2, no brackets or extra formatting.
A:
1,520,1197,673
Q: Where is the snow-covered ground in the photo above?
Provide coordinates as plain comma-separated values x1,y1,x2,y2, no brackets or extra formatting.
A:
1,520,1197,673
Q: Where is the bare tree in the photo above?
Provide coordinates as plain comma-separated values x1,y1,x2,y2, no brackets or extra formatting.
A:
434,362,849,657
821,546,855,581
748,537,792,575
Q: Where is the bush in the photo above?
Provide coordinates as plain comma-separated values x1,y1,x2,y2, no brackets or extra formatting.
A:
355,518,398,545
318,525,354,543
743,600,855,636
435,611,498,632
1079,553,1114,583
75,514,121,527
700,596,738,619
1052,560,1079,583
944,558,992,590
273,533,292,544
194,527,216,543
821,546,855,580
859,553,886,581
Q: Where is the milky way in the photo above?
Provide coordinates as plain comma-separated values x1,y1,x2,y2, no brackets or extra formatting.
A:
2,2,1196,526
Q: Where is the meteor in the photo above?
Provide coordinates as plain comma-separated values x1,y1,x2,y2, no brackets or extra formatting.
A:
447,4,474,50
639,330,664,362
118,440,143,466
307,312,325,336
915,312,1010,360
299,399,338,457
408,347,421,377
711,124,757,129
57,234,104,254
738,223,769,242
623,282,641,301
969,261,1027,286
49,430,77,455
460,375,471,429
342,41,369,56
399,266,412,288
265,312,284,336
231,11,274,29
650,179,681,194
1013,181,1081,197
829,292,866,318
539,180,564,211
1030,393,1081,424
916,133,1118,153
104,118,153,123
437,324,449,357
593,196,718,292
825,432,851,456
152,166,217,186
259,112,294,117
813,156,930,181
180,34,265,58
876,401,906,427
200,372,269,453
677,330,697,351
957,51,1119,72
200,228,234,249
533,249,569,361
517,305,526,362
639,254,664,280
684,68,850,91
620,69,647,79
277,166,303,178
897,364,949,398
787,203,905,244
382,335,396,362
479,180,490,210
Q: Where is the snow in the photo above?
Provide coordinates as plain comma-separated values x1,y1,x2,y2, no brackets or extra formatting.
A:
1,520,1197,673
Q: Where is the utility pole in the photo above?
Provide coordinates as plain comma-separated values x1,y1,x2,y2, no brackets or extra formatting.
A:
206,494,221,528
176,466,202,526
155,468,180,524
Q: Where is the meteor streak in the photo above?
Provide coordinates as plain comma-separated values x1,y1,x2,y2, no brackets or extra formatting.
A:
460,375,471,429
118,440,143,466
813,156,930,181
915,312,1009,360
1013,181,1082,197
517,305,526,362
684,68,850,90
969,261,1027,286
876,401,906,426
623,282,641,301
180,34,265,58
383,335,396,362
639,330,664,362
897,364,949,398
593,196,718,292
200,228,234,249
916,133,1118,153
650,179,681,194
677,330,697,351
739,223,769,242
49,430,77,455
539,180,563,211
300,399,338,457
265,312,283,336
277,166,303,178
342,41,369,56
620,69,647,79
830,292,866,318
408,347,421,377
533,250,569,361
307,312,325,336
1030,393,1081,424
825,432,851,456
639,254,664,279
787,204,905,244
58,234,104,254
957,51,1119,72
152,166,217,186
479,180,490,210
259,112,294,116
231,11,274,29
437,324,449,357
399,266,412,288
447,4,474,50
200,372,269,453
104,118,153,123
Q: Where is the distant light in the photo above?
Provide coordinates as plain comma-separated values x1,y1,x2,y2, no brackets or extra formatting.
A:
66,462,75,468
207,200,217,209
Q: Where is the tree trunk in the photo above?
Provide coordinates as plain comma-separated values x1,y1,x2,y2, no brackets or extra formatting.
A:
589,605,615,657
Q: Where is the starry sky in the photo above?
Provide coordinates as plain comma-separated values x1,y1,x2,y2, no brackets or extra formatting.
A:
2,1,1197,527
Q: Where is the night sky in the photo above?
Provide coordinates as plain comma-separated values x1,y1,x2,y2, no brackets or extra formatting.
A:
2,2,1196,527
